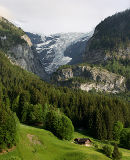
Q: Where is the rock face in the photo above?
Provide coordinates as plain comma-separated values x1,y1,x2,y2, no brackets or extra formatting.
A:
52,65,126,93
7,41,48,80
21,34,32,47
83,44,130,64
0,17,48,80
8,44,34,71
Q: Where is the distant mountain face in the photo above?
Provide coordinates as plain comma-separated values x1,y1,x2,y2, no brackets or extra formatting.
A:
27,32,93,74
83,9,130,63
0,17,48,80
51,10,130,94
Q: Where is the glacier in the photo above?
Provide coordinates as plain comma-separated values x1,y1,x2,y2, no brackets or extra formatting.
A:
27,32,93,74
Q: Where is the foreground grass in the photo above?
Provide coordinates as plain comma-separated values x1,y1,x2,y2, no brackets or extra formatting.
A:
0,124,130,160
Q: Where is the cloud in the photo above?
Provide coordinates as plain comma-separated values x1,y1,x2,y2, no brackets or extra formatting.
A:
0,5,13,20
0,0,129,34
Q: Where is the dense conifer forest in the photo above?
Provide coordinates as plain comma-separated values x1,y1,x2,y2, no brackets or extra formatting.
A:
0,50,129,144
89,9,130,52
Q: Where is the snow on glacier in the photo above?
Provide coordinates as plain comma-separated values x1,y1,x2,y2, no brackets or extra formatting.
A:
36,32,93,74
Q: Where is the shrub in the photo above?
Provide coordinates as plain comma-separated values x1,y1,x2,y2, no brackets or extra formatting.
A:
113,121,123,141
6,156,21,160
0,107,18,148
120,128,130,149
0,147,2,153
102,145,112,158
45,109,74,140
94,143,99,149
112,144,122,160
59,115,74,140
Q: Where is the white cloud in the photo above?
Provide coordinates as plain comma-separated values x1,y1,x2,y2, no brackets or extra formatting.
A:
0,0,129,34
0,5,13,20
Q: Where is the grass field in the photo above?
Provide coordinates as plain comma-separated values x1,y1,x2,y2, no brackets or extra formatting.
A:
0,124,130,160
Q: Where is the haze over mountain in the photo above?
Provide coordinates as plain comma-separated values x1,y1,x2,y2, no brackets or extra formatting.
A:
0,0,129,34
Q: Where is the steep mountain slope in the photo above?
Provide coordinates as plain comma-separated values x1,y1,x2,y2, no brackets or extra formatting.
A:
52,10,130,94
27,32,93,74
83,9,130,63
0,17,48,80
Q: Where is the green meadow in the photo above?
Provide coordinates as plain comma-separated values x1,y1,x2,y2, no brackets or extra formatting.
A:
0,124,130,160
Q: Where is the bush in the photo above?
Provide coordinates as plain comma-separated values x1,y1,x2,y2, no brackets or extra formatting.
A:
45,109,74,140
120,128,130,149
102,145,112,158
113,121,123,141
5,156,21,160
0,147,2,153
112,144,122,160
94,143,99,149
0,107,18,148
59,115,74,140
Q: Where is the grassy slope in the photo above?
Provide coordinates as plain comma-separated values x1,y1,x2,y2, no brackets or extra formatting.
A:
0,125,130,160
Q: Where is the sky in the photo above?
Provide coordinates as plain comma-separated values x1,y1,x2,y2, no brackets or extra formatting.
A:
0,0,129,34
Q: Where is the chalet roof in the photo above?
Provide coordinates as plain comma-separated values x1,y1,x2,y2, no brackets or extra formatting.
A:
74,138,92,143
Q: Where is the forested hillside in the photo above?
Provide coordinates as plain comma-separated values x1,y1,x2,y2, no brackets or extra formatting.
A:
0,17,25,50
51,9,129,99
0,50,129,141
89,10,130,52
84,9,130,60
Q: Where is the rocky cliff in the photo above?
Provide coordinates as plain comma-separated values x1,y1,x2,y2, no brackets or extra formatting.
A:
0,17,48,80
52,65,126,93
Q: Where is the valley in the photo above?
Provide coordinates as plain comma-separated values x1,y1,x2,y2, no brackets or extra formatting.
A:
0,7,130,160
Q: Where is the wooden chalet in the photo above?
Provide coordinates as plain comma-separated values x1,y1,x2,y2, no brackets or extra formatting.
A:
74,138,92,146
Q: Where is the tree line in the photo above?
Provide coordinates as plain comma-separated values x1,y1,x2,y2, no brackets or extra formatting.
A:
0,51,129,142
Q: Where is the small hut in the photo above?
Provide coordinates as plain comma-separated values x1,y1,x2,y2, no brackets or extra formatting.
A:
74,138,92,146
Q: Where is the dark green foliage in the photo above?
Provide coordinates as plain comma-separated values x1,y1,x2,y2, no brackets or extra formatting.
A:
29,104,43,124
59,114,74,140
112,144,122,160
43,104,49,126
89,9,130,52
102,145,112,158
21,103,44,124
45,109,74,140
120,128,130,149
0,107,18,149
0,17,25,51
113,121,123,141
2,156,21,160
0,50,129,140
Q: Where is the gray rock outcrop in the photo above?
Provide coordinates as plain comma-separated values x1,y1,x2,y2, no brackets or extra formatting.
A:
53,65,126,93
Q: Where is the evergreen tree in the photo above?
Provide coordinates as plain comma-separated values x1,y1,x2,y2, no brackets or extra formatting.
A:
0,106,18,148
113,121,123,141
120,128,130,149
112,144,122,160
45,109,74,140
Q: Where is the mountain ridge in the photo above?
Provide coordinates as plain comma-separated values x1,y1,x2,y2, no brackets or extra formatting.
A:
0,17,48,80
